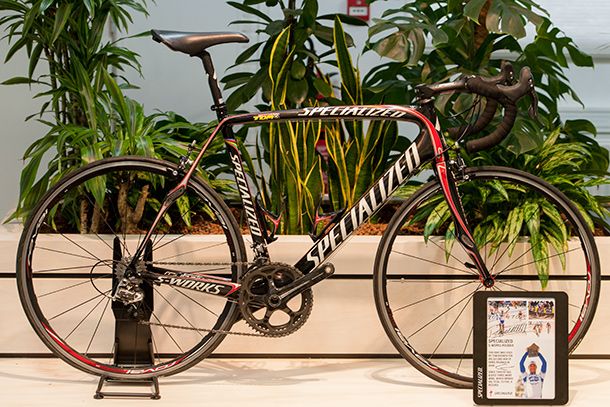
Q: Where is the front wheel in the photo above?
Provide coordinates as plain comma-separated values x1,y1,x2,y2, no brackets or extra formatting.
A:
16,156,247,379
374,166,600,388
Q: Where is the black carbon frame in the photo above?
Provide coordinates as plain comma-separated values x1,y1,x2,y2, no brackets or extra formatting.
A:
135,102,492,295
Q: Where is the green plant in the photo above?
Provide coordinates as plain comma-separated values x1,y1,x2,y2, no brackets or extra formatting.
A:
416,125,610,289
364,1,595,142
224,0,370,234
226,1,416,233
261,26,324,234
321,17,410,212
224,0,366,113
0,0,148,126
474,124,610,232
362,0,610,286
1,0,150,220
8,69,239,224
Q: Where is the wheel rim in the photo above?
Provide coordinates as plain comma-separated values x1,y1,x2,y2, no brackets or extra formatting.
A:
18,158,245,377
376,168,599,387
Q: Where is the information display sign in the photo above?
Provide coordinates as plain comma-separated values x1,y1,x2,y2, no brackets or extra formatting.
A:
473,292,568,405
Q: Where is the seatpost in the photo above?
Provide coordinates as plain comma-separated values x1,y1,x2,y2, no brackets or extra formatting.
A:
196,50,228,120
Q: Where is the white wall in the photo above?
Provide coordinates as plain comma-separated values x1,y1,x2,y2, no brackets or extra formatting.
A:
1,0,610,219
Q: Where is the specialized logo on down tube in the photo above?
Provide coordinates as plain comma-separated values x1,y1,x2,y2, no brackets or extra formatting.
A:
304,143,420,269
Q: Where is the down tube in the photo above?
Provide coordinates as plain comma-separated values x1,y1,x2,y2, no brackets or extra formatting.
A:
294,138,427,274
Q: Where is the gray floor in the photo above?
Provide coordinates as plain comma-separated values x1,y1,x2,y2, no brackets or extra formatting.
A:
0,358,608,406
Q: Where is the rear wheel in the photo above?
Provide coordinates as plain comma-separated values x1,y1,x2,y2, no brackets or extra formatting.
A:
17,156,247,379
374,166,600,388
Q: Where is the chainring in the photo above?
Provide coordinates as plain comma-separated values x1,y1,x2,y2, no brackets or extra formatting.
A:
238,262,313,337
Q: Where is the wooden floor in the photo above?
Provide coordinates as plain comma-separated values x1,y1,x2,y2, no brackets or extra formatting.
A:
0,357,608,406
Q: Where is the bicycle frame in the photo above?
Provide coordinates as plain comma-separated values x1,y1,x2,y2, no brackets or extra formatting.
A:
137,101,495,297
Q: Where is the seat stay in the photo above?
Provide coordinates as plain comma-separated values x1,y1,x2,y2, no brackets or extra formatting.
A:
152,29,249,56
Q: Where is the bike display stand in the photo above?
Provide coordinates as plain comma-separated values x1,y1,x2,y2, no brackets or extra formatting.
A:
93,239,161,400
94,376,160,400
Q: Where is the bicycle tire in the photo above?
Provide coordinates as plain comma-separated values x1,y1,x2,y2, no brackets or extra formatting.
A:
373,166,600,388
16,156,247,379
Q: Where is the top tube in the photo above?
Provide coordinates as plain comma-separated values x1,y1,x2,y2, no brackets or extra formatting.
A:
224,104,435,127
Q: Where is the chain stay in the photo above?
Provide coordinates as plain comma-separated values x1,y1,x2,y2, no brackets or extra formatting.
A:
141,260,281,338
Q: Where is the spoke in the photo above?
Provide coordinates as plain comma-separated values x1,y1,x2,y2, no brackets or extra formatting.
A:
429,290,477,359
32,264,106,274
391,249,478,275
495,247,582,277
492,237,546,276
147,194,208,253
424,233,477,274
488,198,559,274
36,245,105,263
392,280,478,312
155,288,205,341
405,289,477,340
416,197,476,270
149,309,185,353
65,294,109,340
493,280,528,291
487,195,533,272
154,242,228,263
84,299,111,356
39,275,112,298
169,285,220,318
77,191,132,257
48,290,112,321
455,326,475,374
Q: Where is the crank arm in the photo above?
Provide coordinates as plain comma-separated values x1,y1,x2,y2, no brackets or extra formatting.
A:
269,263,335,307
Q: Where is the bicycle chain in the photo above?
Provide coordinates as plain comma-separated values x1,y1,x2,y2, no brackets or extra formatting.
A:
145,260,254,267
139,321,267,337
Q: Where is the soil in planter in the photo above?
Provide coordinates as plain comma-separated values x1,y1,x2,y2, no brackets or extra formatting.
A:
38,201,609,237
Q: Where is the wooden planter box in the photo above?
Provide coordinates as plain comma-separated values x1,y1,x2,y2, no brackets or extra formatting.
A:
1,224,608,357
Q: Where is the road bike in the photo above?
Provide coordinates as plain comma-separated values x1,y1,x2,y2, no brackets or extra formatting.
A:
15,29,601,389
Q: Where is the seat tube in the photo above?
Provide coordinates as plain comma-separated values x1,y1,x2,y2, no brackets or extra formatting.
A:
196,51,269,256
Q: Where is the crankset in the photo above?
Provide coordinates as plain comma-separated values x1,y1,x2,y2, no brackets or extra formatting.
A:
238,262,334,337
